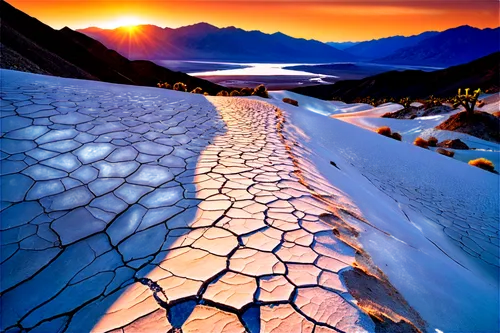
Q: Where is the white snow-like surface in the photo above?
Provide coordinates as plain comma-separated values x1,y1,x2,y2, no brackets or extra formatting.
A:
190,63,337,78
333,102,500,167
477,93,500,114
1,70,498,333
1,70,379,333
269,91,346,116
267,96,499,333
333,103,404,118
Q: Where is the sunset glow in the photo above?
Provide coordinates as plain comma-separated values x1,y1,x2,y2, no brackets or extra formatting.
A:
8,0,500,42
105,17,143,30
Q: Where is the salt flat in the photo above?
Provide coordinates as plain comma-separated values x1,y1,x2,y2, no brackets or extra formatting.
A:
1,70,498,333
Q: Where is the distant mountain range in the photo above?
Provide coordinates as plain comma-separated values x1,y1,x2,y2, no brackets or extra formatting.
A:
78,24,353,62
0,1,227,94
79,23,499,68
376,26,500,67
340,31,439,60
291,52,500,101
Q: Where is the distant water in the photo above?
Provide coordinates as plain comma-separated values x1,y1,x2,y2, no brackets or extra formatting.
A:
189,62,337,78
153,60,442,90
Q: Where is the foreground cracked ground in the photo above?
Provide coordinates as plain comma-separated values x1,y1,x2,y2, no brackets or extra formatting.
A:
1,75,379,332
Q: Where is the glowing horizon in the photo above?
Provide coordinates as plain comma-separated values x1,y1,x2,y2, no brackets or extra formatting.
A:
8,0,500,42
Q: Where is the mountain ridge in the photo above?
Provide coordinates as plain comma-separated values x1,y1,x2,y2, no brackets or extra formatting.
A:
290,52,500,101
77,24,354,62
376,25,500,67
0,1,228,94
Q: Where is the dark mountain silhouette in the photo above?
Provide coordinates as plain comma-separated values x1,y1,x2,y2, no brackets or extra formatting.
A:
377,26,500,67
0,1,227,94
77,24,354,62
343,31,438,59
291,52,500,102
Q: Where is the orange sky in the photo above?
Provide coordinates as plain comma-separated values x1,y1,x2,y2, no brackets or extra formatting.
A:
8,0,500,42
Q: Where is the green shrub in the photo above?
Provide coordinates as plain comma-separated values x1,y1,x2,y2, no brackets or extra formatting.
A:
399,97,412,109
423,95,443,109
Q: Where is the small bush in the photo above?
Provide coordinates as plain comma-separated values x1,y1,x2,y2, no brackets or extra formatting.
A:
203,92,209,96
230,90,241,97
283,98,299,106
157,82,171,89
391,132,402,141
436,148,455,158
173,82,187,92
468,158,495,172
191,87,203,94
476,100,485,108
413,137,429,149
399,97,412,109
240,87,253,96
376,126,392,138
427,136,438,147
216,90,229,97
252,84,269,98
423,95,443,109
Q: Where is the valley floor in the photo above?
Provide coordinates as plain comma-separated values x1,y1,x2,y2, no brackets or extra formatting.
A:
1,70,498,333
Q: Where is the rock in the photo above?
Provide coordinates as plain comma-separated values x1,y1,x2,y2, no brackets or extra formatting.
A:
437,139,469,150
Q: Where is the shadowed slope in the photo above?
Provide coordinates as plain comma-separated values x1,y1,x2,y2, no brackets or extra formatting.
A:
0,1,227,95
291,52,500,101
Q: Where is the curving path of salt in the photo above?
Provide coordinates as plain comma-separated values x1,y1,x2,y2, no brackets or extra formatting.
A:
1,70,376,333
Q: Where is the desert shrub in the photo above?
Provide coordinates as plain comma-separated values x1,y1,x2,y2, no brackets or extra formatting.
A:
493,111,500,118
413,137,429,149
191,87,203,94
391,132,402,141
427,136,438,147
157,82,171,89
376,126,392,138
468,158,495,172
399,97,412,109
240,87,253,96
423,95,443,109
476,100,485,108
203,92,209,96
354,96,376,106
216,90,229,97
283,98,299,106
173,82,187,92
230,90,241,97
252,84,269,98
451,88,481,115
436,148,455,158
